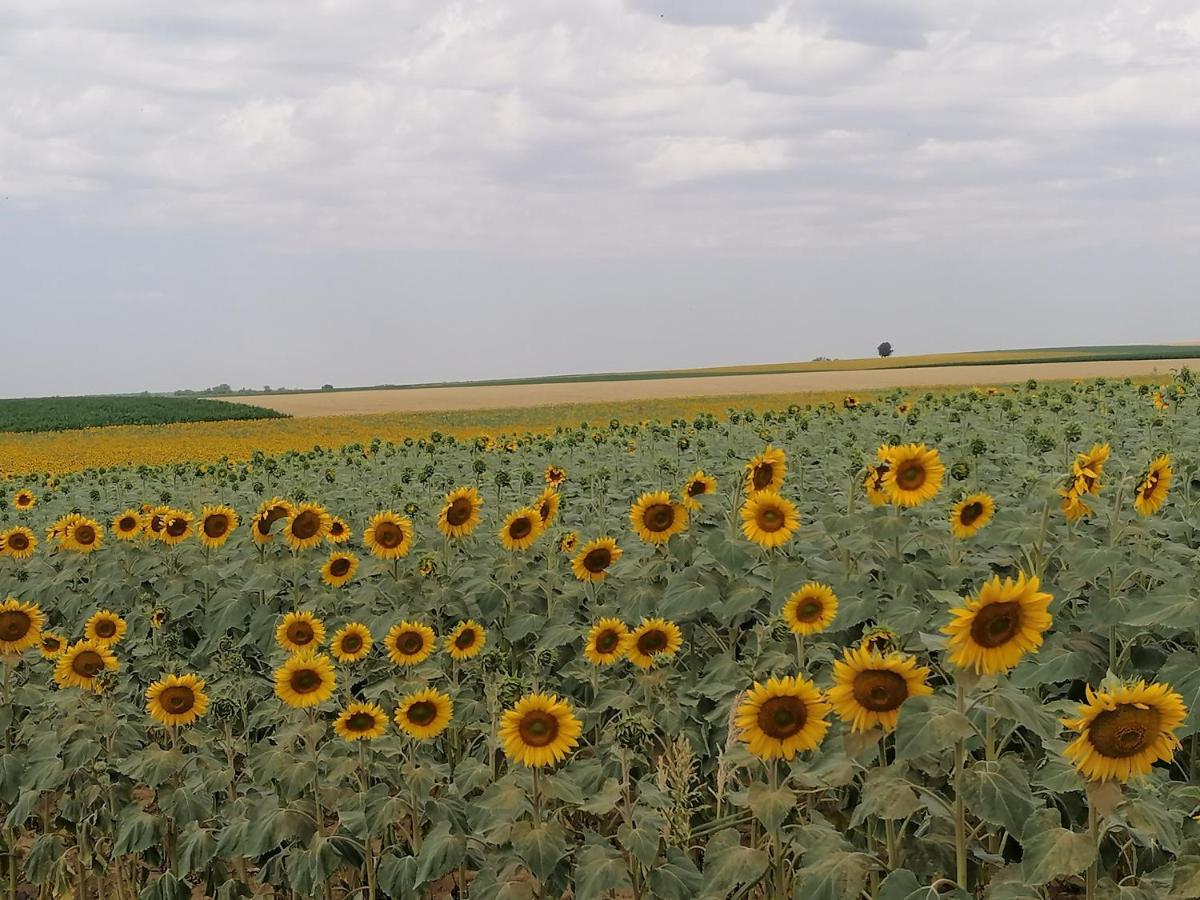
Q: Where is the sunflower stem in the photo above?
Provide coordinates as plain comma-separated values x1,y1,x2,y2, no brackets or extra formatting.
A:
1086,796,1099,900
358,742,377,900
794,634,805,672
768,760,786,899
953,679,969,891
531,766,543,826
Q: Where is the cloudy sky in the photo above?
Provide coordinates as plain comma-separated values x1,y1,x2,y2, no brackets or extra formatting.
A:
3,1,1199,396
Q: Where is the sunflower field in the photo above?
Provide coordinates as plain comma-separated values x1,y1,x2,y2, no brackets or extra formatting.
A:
1,375,1199,900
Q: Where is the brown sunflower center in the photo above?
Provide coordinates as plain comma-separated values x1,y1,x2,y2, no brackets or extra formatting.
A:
518,710,560,747
454,628,477,649
6,532,29,551
896,460,926,490
1089,705,1161,758
595,629,621,654
968,601,1022,648
291,511,321,540
1142,477,1158,499
42,636,62,652
397,632,425,655
339,633,363,653
796,599,824,623
165,518,187,538
290,668,323,694
74,525,97,545
149,515,165,533
756,505,786,532
330,521,346,536
508,517,533,540
374,521,404,548
687,479,708,497
757,695,808,739
446,498,474,527
752,463,774,491
959,502,984,527
0,610,32,642
582,548,611,573
159,686,196,714
93,619,117,639
406,701,437,725
643,504,675,533
329,558,351,577
636,629,668,655
118,516,138,533
16,495,31,506
286,622,315,645
852,670,909,712
346,712,378,732
203,515,230,538
72,650,105,677
539,500,553,521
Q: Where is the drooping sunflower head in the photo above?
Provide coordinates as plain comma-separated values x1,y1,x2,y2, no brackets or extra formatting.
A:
326,516,351,544
385,621,436,667
149,608,167,629
64,517,104,553
734,675,831,760
746,446,787,495
584,618,628,666
782,583,838,636
499,692,582,767
54,640,119,693
84,610,127,647
273,652,336,708
544,465,567,487
39,631,67,659
842,395,860,410
1153,391,1170,411
863,461,891,507
364,511,414,560
320,551,359,588
534,487,561,528
571,537,622,583
950,493,996,539
333,701,389,742
446,620,487,660
880,443,945,507
252,497,295,545
276,611,326,654
942,572,1053,675
1058,486,1093,523
12,490,36,510
860,624,898,655
330,623,372,663
283,503,332,552
1071,443,1111,497
680,470,717,511
111,510,145,541
438,486,484,538
1063,680,1187,783
0,527,37,560
1133,455,1172,517
559,531,579,554
629,492,688,545
740,491,799,549
146,673,209,727
198,505,239,549
828,646,933,733
499,507,543,551
0,597,44,655
896,401,912,415
625,618,683,669
395,688,454,740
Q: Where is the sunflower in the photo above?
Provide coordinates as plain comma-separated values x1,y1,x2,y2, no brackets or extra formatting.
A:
544,465,567,487
0,597,44,655
395,688,454,740
198,505,239,549
499,693,582,767
571,537,622,583
1071,443,1111,497
746,446,787,494
863,462,890,507
0,527,37,560
143,506,172,541
111,510,144,541
159,510,193,546
740,491,799,548
274,653,337,708
46,513,80,546
896,402,912,415
1153,391,1170,411
384,621,436,666
1133,455,1172,517
84,610,127,647
782,583,838,635
446,620,486,661
680,470,717,511
629,492,687,545
559,531,579,554
283,503,332,551
625,618,683,669
330,623,372,663
364,511,414,559
276,611,326,654
63,517,104,553
734,675,831,761
326,516,352,544
54,640,119,692
881,444,944,507
146,674,209,727
499,507,543,551
950,493,995,539
438,487,483,539
333,702,389,742
251,497,295,545
534,487,561,529
39,631,67,659
320,551,359,588
584,618,628,666
150,608,167,629
828,646,933,733
843,395,859,410
1058,487,1093,523
1062,681,1188,783
942,572,1053,675
12,489,36,510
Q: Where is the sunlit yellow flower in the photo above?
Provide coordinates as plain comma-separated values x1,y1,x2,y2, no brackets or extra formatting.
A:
274,653,336,708
629,492,687,545
499,507,543,551
251,497,294,545
881,444,944,507
63,517,104,553
395,688,453,740
446,620,486,660
330,623,372,663
283,502,331,551
680,470,717,511
384,621,436,666
499,693,581,767
735,675,830,760
364,511,413,559
942,572,1053,675
275,611,326,654
625,618,683,669
740,491,799,548
0,527,37,560
438,486,483,539
146,673,209,727
782,583,838,635
534,487,560,529
11,490,36,510
111,510,144,541
1133,455,1172,517
1071,443,1111,497
746,446,787,494
950,493,995,539
333,702,388,741
198,505,239,550
54,640,119,693
327,516,351,544
544,465,567,487
320,551,359,587
0,597,44,655
584,619,627,666
39,631,67,659
828,646,932,732
571,537,622,582
1063,681,1186,783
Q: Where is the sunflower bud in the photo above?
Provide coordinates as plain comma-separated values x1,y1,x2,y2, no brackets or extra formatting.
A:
950,461,970,481
615,714,655,751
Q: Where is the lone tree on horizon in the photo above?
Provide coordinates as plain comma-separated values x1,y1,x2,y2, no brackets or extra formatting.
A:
877,341,893,358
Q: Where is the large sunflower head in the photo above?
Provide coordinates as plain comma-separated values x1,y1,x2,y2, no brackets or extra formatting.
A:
1133,455,1172,517
584,618,628,666
320,551,359,588
782,583,838,636
625,618,683,669
157,509,193,546
880,444,945,507
364,511,414,560
330,623,372,663
395,688,454,740
385,621,436,666
12,490,36,510
544,465,567,487
274,653,337,708
198,505,239,549
740,491,799,549
571,537,622,583
942,572,1053,675
734,675,831,760
111,510,145,542
629,492,688,545
276,611,326,654
64,517,104,553
146,673,209,728
680,470,717,511
499,507,543,551
333,701,389,742
746,447,787,495
534,487,561,528
1063,680,1187,783
326,516,351,544
54,640,119,693
1,527,37,560
1071,443,1111,497
283,503,331,552
252,497,295,545
950,493,996,539
39,631,67,659
828,646,933,733
438,486,483,539
499,692,582,767
446,620,487,661
863,461,891,507
0,597,44,655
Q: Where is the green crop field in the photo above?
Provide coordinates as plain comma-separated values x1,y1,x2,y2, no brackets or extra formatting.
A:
0,395,288,434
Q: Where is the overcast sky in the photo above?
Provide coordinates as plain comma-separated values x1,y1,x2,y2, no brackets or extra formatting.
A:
2,1,1199,397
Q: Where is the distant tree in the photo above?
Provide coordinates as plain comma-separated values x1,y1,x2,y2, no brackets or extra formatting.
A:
263,386,272,392
877,342,894,358
208,383,233,394
322,384,334,391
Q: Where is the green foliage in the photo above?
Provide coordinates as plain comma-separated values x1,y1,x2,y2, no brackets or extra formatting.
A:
0,395,286,433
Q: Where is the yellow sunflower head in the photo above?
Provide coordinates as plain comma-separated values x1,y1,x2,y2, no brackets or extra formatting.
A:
274,652,337,708
1063,680,1187,783
880,444,945,507
734,675,831,760
395,688,454,740
950,493,996,539
1071,443,1111,497
283,503,332,551
782,583,838,636
251,497,295,545
158,509,193,546
629,492,688,545
12,490,36,510
571,537,622,583
680,470,717,511
499,507,543,551
320,551,359,588
1058,486,1093,523
84,610,127,647
275,611,326,654
143,506,172,542
64,517,104,553
146,673,209,727
54,640,119,693
1133,455,1172,517
828,646,933,733
558,531,579,554
446,620,487,660
942,572,1053,675
438,486,484,539
364,511,414,560
39,631,67,659
111,510,145,541
740,491,799,549
625,618,683,669
863,462,891,507
544,465,567,487
534,487,561,528
584,618,628,666
746,446,787,495
384,621,436,666
326,516,352,544
1,527,37,560
499,692,582,767
198,505,239,549
0,597,44,655
333,701,389,742
330,623,372,663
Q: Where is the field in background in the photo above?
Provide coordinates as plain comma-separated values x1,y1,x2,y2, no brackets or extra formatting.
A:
0,395,286,433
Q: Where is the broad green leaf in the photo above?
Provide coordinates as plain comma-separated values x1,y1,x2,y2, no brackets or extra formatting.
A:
574,842,633,900
114,809,161,856
23,834,65,885
512,821,566,883
176,823,218,873
700,828,768,898
1019,809,1097,885
648,847,703,900
747,781,794,832
617,820,661,869
894,697,972,761
879,869,969,900
961,756,1038,839
850,767,922,827
415,820,467,885
792,850,876,900
376,854,420,900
